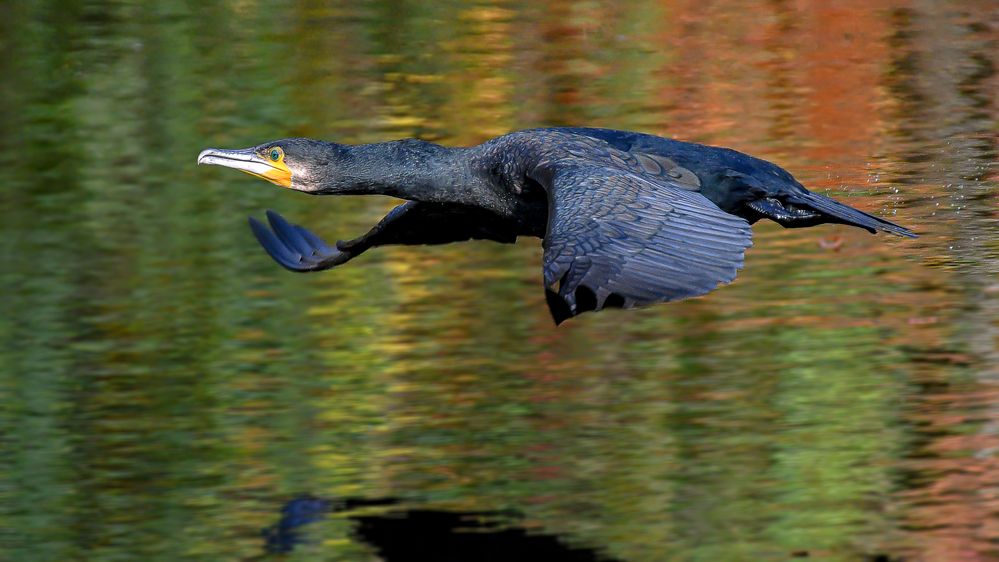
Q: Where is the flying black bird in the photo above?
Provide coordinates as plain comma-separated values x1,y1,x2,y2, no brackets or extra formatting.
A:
198,128,915,324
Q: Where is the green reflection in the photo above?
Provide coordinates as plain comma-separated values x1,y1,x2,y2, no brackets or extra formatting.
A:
0,1,996,561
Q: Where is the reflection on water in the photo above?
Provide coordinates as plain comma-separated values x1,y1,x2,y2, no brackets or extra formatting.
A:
0,1,996,561
262,495,617,561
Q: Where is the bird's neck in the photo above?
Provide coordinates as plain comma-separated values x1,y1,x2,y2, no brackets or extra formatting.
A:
322,140,495,208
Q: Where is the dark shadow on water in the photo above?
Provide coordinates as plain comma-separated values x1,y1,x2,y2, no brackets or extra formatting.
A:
262,495,621,561
262,496,912,561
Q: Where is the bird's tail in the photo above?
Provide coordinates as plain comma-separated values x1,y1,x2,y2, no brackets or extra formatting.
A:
786,191,917,238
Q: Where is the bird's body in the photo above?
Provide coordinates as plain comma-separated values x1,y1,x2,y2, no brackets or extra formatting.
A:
198,127,915,324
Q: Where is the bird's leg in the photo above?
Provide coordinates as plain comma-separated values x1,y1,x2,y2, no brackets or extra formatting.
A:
746,197,824,228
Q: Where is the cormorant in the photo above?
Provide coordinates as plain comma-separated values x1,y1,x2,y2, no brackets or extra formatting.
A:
198,128,916,324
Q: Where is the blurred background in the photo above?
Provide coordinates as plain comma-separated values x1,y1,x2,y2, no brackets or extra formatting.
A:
0,1,996,561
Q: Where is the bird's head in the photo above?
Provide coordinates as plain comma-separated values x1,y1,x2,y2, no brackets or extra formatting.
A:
198,138,342,193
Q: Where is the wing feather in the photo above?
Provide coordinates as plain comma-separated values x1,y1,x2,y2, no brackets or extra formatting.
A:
534,164,753,324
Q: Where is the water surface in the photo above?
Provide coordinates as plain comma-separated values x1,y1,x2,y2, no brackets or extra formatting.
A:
1,1,997,561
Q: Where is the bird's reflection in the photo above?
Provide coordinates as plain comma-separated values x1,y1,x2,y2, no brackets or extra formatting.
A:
262,495,620,561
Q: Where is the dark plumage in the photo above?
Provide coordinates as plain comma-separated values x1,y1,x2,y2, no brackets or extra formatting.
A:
198,128,916,324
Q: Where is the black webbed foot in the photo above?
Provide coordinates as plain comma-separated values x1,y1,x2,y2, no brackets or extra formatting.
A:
248,210,353,272
746,197,822,226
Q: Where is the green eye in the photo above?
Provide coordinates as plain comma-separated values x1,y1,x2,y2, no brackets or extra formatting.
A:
269,148,281,161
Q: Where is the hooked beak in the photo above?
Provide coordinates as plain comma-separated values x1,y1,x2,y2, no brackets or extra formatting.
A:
197,147,292,188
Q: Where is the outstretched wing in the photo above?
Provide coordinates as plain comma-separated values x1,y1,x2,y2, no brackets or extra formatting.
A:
534,164,753,324
249,210,351,271
249,202,522,272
